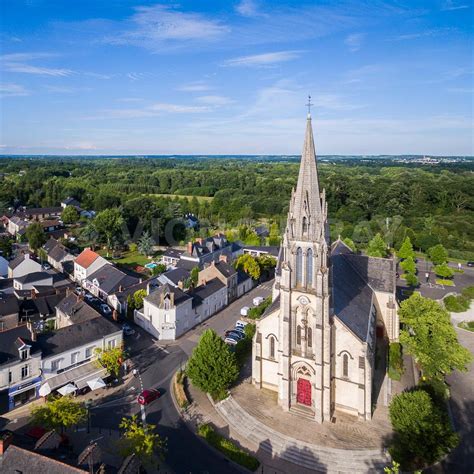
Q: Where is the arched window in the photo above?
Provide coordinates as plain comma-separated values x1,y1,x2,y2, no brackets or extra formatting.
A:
270,337,275,359
297,325,302,345
306,248,313,286
302,216,308,234
343,354,349,378
296,247,303,285
307,327,312,348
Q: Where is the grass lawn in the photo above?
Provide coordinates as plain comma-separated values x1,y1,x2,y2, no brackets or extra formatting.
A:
436,279,455,286
145,193,214,203
98,249,160,268
458,321,474,332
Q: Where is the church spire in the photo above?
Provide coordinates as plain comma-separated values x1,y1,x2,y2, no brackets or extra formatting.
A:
287,102,324,241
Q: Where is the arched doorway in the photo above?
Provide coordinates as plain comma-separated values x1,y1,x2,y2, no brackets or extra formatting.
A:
297,378,312,406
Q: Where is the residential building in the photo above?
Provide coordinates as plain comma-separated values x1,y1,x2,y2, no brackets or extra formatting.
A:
7,216,29,236
73,248,108,283
0,294,19,332
160,248,184,268
252,114,398,422
158,267,191,288
242,245,280,258
180,234,241,267
13,272,53,291
16,207,63,221
8,253,42,279
43,239,74,272
37,317,123,396
0,325,42,414
198,257,239,301
237,270,253,297
61,197,81,209
55,292,101,329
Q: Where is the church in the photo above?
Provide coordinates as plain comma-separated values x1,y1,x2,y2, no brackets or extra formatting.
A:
252,112,399,422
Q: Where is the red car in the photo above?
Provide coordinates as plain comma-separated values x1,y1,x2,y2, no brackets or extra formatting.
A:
137,389,161,405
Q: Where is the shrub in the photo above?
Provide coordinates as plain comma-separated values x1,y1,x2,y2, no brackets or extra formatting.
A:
461,286,474,300
434,263,455,279
389,388,459,470
247,296,272,320
388,343,404,381
443,295,470,313
234,323,256,367
197,423,260,471
173,371,189,409
404,272,419,287
458,321,474,332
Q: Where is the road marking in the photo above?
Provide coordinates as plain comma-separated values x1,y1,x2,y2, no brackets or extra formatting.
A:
140,404,147,425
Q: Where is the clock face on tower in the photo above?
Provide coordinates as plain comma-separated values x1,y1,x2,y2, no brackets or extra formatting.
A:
298,295,310,305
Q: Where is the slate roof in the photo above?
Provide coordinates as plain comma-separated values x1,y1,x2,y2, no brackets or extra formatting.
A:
243,245,280,257
30,291,66,316
62,197,81,207
237,269,251,285
161,267,190,285
146,283,192,308
175,259,199,271
21,206,63,216
213,260,237,278
162,248,184,259
48,243,72,263
75,248,101,269
37,317,121,357
0,278,13,292
0,444,87,473
43,238,59,253
8,253,37,270
0,325,40,365
87,264,139,295
190,278,226,307
56,293,101,324
0,293,19,317
14,272,52,285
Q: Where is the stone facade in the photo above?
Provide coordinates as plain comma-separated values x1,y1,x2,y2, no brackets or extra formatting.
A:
252,115,398,422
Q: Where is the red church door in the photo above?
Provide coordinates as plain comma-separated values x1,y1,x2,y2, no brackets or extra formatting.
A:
296,378,312,406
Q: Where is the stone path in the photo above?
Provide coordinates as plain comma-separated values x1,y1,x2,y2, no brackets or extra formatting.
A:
215,394,390,473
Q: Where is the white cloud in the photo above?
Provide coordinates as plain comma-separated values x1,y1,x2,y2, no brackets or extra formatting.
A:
223,51,301,67
441,1,469,10
105,4,229,51
344,33,365,52
195,95,234,106
149,103,211,113
236,0,259,17
0,52,56,61
0,83,30,98
3,62,73,76
393,27,456,41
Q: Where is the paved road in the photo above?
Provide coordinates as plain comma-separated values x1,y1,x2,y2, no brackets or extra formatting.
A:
89,279,274,473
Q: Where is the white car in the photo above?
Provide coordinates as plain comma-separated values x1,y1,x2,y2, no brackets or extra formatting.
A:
253,296,264,306
240,306,250,316
235,320,248,330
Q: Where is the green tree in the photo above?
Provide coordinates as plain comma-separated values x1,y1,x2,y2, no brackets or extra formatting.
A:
25,222,46,251
405,272,419,287
94,346,125,378
0,236,14,258
138,231,154,257
342,237,356,252
187,329,239,398
267,222,281,246
400,256,416,275
61,205,79,224
190,266,199,285
31,396,86,431
234,254,261,280
399,293,472,380
434,263,455,279
397,236,415,260
133,289,147,309
151,263,167,276
366,233,387,258
428,244,448,265
80,222,99,250
389,388,458,469
94,208,124,256
118,415,166,470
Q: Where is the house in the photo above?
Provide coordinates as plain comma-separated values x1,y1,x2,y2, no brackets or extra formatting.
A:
0,294,19,332
43,239,74,272
73,248,108,283
61,197,81,209
20,291,67,331
13,272,53,291
237,270,253,297
8,253,42,278
37,317,123,396
0,433,87,473
7,216,29,236
184,213,199,229
84,264,140,303
0,324,42,414
180,234,238,267
0,255,8,278
158,267,191,288
242,245,280,258
160,248,184,268
40,219,61,233
198,257,239,302
108,279,151,316
135,277,227,340
55,292,101,329
17,207,63,221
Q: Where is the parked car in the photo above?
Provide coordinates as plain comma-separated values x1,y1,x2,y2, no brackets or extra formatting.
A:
100,304,112,315
467,261,474,267
84,293,94,301
253,296,264,306
137,389,161,405
42,263,51,270
122,323,135,336
26,426,69,445
235,320,248,330
224,337,239,346
224,330,245,340
240,306,250,316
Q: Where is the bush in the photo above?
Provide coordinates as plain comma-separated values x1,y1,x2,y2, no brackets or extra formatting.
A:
434,263,455,279
458,321,474,332
389,388,459,470
461,286,474,300
388,343,404,381
234,323,256,367
444,295,470,313
404,272,419,287
197,423,260,471
173,371,189,409
247,296,272,320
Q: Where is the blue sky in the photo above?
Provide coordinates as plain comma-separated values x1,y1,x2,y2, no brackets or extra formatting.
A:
1,0,472,155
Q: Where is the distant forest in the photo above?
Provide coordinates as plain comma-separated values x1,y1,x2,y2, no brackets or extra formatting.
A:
0,156,473,259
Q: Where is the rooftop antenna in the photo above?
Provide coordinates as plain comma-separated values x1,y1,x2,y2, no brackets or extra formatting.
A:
306,94,312,118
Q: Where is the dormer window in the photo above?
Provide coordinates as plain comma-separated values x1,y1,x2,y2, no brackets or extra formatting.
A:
21,349,29,360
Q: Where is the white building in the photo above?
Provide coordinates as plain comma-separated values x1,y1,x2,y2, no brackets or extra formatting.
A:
252,114,398,422
8,253,42,279
73,248,108,284
0,256,8,279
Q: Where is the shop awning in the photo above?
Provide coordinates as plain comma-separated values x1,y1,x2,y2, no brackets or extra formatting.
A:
87,377,106,391
40,361,108,392
57,383,76,396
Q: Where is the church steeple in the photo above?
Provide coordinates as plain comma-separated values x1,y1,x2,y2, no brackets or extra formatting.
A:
286,107,326,242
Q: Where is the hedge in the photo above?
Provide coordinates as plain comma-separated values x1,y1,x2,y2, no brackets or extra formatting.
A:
174,370,189,409
197,423,260,471
388,342,404,381
444,295,470,313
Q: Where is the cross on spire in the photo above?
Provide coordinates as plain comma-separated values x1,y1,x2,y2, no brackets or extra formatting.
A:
306,94,313,116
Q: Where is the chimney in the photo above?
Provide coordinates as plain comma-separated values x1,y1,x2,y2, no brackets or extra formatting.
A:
27,321,37,342
0,431,13,455
66,286,72,297
118,285,123,293
187,241,193,254
219,254,228,264
177,280,184,290
112,310,118,321
196,237,203,245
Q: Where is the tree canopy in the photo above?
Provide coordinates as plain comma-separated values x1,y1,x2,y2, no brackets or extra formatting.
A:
61,205,79,224
399,293,472,380
428,244,448,265
366,233,388,258
94,346,125,378
30,396,87,431
397,236,415,260
25,222,46,251
234,254,261,280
